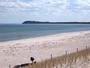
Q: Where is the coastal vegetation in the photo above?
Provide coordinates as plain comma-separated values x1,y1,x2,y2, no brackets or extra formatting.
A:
23,21,90,24
14,47,90,68
0,31,90,68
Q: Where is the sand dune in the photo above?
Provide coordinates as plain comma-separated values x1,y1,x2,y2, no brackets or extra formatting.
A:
0,30,90,68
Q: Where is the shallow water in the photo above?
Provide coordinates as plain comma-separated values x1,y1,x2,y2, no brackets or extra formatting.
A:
0,24,90,41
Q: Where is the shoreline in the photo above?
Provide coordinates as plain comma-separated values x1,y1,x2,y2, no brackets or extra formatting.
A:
0,30,90,68
0,30,90,43
0,28,90,42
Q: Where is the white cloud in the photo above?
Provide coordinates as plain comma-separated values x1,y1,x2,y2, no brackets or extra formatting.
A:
78,0,90,6
0,0,90,10
0,0,90,23
0,0,67,9
0,2,32,8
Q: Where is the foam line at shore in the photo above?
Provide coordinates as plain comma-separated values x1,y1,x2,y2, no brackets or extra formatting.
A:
0,30,90,45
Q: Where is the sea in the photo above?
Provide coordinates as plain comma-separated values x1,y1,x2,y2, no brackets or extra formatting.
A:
0,24,90,42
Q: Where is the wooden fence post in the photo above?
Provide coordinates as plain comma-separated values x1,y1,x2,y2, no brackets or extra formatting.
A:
60,63,62,68
65,51,67,64
9,65,11,68
86,46,87,50
51,54,52,61
45,61,47,68
77,48,78,53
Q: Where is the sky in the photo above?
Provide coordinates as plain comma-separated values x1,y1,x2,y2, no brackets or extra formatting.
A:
0,0,90,24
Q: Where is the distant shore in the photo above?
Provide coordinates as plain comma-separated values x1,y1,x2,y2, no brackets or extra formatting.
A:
0,30,90,68
23,21,90,24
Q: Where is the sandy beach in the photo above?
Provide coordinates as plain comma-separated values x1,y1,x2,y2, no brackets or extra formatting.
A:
0,30,90,68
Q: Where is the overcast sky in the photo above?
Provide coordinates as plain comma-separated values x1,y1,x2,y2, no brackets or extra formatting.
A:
0,0,90,24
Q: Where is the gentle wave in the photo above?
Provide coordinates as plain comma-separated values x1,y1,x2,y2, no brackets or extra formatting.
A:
0,24,90,41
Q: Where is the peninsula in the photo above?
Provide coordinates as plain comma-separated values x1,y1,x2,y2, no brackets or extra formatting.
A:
22,21,90,24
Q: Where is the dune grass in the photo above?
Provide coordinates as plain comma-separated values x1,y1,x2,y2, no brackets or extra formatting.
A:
22,46,90,68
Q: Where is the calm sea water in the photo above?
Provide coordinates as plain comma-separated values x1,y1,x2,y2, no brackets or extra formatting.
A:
0,24,90,41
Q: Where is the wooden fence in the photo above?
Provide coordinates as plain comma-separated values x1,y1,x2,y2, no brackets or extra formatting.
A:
13,46,90,68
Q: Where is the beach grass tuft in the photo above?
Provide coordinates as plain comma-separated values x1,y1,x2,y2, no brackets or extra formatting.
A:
21,46,90,68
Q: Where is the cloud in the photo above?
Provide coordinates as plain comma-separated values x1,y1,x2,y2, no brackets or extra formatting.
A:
0,0,90,13
67,0,90,9
0,0,67,9
0,0,90,23
0,2,32,8
78,0,90,6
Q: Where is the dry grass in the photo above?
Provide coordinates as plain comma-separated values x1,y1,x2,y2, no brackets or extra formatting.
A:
19,47,90,68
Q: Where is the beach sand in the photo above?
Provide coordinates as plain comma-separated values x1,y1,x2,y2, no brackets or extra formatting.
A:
0,30,90,68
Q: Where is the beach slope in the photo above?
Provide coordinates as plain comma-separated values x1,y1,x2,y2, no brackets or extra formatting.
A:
0,31,90,68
